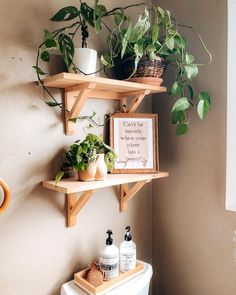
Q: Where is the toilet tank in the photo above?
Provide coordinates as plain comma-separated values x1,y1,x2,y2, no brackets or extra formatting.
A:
61,261,153,295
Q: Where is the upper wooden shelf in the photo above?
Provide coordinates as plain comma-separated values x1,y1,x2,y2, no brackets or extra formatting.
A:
42,172,169,227
43,73,167,135
43,73,166,94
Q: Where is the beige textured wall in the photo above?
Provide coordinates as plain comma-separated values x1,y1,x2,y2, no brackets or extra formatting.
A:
0,1,152,295
152,0,236,294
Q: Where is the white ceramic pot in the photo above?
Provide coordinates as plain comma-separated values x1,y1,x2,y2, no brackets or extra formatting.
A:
95,154,107,181
78,154,107,182
69,48,97,76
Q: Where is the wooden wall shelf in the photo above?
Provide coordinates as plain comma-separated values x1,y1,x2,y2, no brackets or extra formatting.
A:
42,172,169,227
43,73,166,135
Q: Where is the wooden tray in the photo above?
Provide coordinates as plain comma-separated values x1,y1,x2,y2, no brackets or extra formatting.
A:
74,261,144,295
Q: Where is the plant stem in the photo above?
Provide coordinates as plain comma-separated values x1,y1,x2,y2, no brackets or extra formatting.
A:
178,24,212,66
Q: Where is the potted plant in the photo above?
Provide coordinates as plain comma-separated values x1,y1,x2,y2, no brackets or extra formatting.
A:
101,6,212,135
56,133,117,182
33,1,144,107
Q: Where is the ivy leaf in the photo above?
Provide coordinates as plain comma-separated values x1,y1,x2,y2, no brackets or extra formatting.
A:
171,97,190,113
55,171,64,185
45,102,62,107
199,91,211,104
174,34,186,49
166,37,175,51
44,29,53,40
32,66,46,75
80,3,94,27
100,53,113,68
94,16,102,33
121,18,132,58
58,34,74,68
185,52,195,65
171,81,183,97
197,99,210,120
176,123,188,136
45,38,57,48
114,13,123,26
172,111,185,124
184,64,198,80
157,7,165,18
40,51,50,62
94,4,107,17
152,23,159,43
186,85,194,100
50,6,79,21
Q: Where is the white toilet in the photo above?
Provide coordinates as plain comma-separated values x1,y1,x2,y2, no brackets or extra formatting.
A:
60,261,153,295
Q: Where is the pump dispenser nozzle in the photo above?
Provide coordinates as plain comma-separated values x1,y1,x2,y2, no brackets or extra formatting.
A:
106,230,113,245
124,226,132,241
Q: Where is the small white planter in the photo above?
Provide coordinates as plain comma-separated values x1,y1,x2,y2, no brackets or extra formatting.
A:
69,48,97,76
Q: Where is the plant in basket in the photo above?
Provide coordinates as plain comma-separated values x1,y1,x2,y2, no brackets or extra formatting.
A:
55,134,117,183
101,5,212,135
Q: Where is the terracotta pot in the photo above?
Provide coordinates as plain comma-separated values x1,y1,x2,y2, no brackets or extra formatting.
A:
78,154,107,182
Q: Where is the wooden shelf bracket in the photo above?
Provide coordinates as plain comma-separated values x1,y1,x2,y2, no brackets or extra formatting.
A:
67,190,95,227
119,89,151,113
120,180,151,212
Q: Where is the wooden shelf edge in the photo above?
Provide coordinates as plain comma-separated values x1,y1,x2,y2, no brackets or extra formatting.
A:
43,72,167,93
42,172,169,194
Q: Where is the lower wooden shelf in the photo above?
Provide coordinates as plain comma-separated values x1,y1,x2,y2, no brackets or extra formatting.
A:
42,172,169,227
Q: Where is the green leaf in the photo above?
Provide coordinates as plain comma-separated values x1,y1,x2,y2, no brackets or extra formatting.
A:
45,38,57,48
32,66,46,75
55,171,64,185
58,34,74,68
157,7,165,18
94,4,107,17
172,111,185,124
146,44,156,60
114,13,123,26
184,64,198,80
121,18,132,58
80,3,94,27
199,91,211,104
45,102,62,107
171,82,183,97
166,37,175,51
174,35,186,49
94,16,102,33
172,97,190,113
132,8,150,39
176,123,188,135
50,6,79,21
185,53,195,65
151,23,159,43
40,51,50,62
100,53,113,68
186,85,194,100
197,99,210,120
44,30,53,40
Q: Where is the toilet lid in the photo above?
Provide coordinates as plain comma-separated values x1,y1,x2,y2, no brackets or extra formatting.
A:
61,261,152,295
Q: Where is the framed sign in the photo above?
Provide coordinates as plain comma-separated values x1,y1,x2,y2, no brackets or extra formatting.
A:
110,113,158,173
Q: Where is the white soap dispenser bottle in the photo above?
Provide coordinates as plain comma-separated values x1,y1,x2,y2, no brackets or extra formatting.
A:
120,226,136,272
99,230,119,280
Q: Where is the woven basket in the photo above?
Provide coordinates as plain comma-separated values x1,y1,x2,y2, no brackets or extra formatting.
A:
122,55,167,79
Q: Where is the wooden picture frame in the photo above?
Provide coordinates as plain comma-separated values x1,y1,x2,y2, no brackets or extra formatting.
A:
110,113,159,173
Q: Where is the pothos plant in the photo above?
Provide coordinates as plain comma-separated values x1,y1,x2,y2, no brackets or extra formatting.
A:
33,0,144,108
55,133,117,183
101,6,212,135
